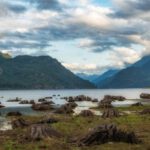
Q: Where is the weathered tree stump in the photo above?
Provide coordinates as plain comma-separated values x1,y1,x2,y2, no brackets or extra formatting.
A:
140,93,150,99
102,108,119,118
11,118,29,129
131,102,143,107
79,110,94,117
54,103,75,114
76,124,140,146
140,108,150,114
0,104,5,108
26,124,62,141
37,118,59,124
32,103,54,111
7,111,22,116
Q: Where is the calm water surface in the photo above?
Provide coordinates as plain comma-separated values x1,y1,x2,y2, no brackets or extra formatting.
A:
0,89,150,130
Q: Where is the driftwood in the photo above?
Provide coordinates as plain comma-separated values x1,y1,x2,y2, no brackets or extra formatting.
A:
102,108,119,118
76,124,140,146
79,110,94,117
25,124,62,141
12,118,29,129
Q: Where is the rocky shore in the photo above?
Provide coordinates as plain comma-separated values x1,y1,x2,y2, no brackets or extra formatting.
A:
0,93,150,150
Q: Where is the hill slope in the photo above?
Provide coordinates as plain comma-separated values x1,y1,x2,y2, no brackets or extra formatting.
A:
98,55,150,88
0,55,95,89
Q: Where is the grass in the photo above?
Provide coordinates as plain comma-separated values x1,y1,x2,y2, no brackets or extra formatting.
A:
0,106,150,150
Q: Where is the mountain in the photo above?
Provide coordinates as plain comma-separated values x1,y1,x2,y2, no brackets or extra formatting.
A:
93,69,119,86
0,55,95,89
98,55,150,88
76,73,99,83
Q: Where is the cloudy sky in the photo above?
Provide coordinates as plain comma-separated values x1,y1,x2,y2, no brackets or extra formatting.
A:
0,0,149,74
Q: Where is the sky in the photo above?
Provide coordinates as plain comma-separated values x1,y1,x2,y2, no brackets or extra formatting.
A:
0,0,149,74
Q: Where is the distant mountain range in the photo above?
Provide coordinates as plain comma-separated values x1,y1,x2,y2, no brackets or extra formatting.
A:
76,73,99,82
98,55,150,88
0,54,95,89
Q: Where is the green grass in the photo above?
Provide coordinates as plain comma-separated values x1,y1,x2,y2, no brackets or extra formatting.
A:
0,107,150,150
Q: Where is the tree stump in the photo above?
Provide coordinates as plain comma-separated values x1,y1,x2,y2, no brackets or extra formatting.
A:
79,110,94,117
140,108,150,114
12,118,29,129
76,124,140,146
131,102,143,107
102,108,119,118
26,124,62,141
7,111,22,116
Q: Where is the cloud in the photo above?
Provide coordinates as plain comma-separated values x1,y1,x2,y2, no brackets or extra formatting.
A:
0,0,149,74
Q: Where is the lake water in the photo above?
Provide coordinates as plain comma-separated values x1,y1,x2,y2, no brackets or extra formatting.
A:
0,88,150,111
0,89,150,130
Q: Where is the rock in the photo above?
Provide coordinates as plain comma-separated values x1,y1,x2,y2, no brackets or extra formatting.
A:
140,108,150,114
140,93,150,99
32,103,54,111
68,102,78,108
102,108,119,118
79,110,94,117
37,118,59,124
76,124,140,146
25,124,62,141
131,102,143,107
7,111,22,116
11,118,29,128
54,103,74,114
45,97,52,99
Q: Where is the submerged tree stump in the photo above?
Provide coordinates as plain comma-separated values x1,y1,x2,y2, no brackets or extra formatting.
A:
79,110,94,117
26,124,62,141
102,108,119,118
76,124,140,146
12,118,29,129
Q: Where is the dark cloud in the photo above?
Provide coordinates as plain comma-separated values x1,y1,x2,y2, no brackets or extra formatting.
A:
8,4,27,13
112,0,150,18
28,0,63,10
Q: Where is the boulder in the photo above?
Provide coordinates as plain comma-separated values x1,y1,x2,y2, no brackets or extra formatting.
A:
102,108,119,118
76,124,140,146
131,102,143,107
140,108,150,115
38,98,47,102
79,110,94,117
98,99,113,108
140,93,150,99
7,111,22,116
25,124,62,141
32,103,54,111
11,118,29,128
41,101,55,105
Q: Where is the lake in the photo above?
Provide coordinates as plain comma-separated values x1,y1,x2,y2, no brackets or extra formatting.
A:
0,88,150,115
